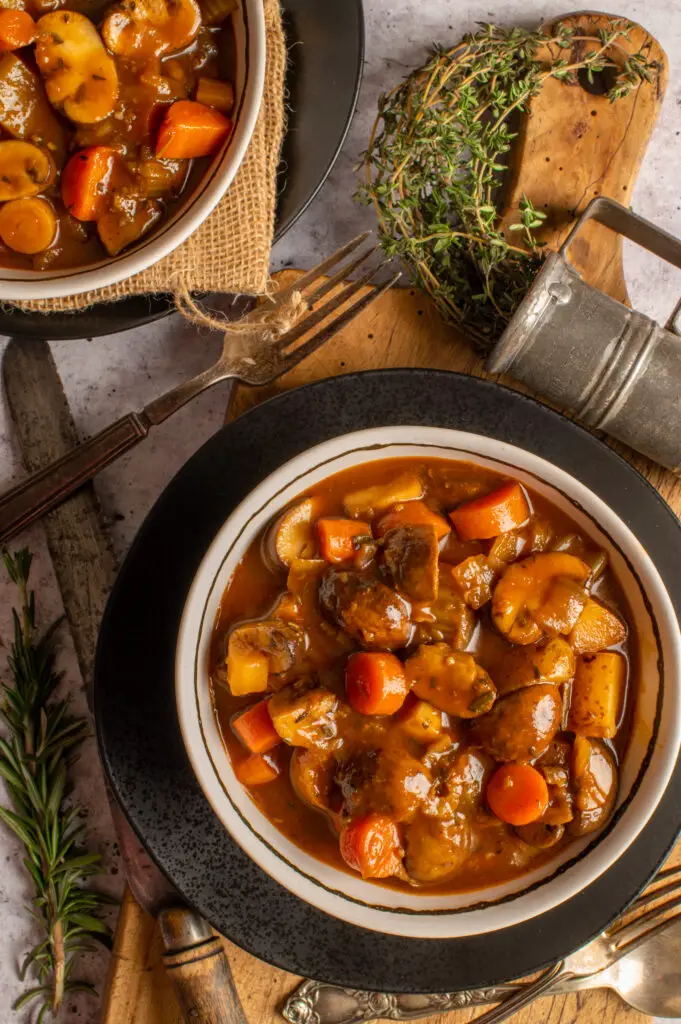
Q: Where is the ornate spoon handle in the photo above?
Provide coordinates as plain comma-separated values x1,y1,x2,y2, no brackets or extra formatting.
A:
282,980,519,1024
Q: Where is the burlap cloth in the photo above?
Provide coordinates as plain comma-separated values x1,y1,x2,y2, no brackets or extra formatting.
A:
21,0,286,313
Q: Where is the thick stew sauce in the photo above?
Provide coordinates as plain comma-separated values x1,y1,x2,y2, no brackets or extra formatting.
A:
0,0,236,270
211,459,634,893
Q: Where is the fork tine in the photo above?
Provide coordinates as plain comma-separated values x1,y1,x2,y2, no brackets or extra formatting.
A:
264,232,371,311
273,260,392,353
270,272,402,379
630,865,681,914
612,892,681,950
304,245,379,308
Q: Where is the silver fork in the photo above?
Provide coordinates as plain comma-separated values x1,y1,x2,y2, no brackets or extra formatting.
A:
0,234,398,545
283,863,681,1024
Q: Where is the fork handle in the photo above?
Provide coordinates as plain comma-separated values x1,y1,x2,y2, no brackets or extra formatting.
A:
0,412,150,546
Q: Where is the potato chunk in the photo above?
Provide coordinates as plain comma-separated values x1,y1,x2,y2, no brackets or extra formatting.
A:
451,554,496,609
101,0,202,60
290,748,335,812
0,140,55,201
343,473,423,519
493,637,575,696
405,643,496,718
35,12,119,124
226,620,306,695
492,552,590,644
398,698,443,742
404,814,472,883
568,652,625,739
268,682,339,749
569,598,627,654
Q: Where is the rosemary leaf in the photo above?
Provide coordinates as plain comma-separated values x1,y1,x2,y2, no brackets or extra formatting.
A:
0,548,111,1019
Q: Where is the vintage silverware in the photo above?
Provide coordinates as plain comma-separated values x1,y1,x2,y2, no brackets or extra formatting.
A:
0,233,399,545
283,864,681,1024
487,196,681,473
110,800,246,1024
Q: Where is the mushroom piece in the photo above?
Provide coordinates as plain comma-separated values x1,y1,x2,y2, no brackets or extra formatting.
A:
263,497,322,569
0,140,55,201
405,643,496,718
468,683,562,762
492,552,591,645
101,0,202,60
492,637,575,696
226,619,307,695
268,681,339,749
404,814,472,884
35,12,119,124
567,736,618,837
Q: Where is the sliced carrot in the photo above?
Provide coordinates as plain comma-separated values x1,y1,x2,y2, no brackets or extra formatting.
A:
486,763,549,826
61,146,120,222
195,76,235,113
345,651,408,715
316,517,372,563
0,198,57,254
449,481,530,541
234,752,280,786
155,100,232,159
339,813,403,878
375,500,451,540
0,10,36,51
232,700,281,754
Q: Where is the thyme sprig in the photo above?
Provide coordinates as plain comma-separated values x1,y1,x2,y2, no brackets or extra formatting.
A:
0,549,112,1022
358,20,660,348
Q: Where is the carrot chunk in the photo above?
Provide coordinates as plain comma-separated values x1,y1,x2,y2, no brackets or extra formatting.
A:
0,197,57,255
234,752,280,786
155,100,232,158
232,700,281,754
0,10,36,51
449,481,530,541
345,651,408,715
486,763,549,826
61,146,120,222
316,518,372,563
375,500,451,540
339,813,403,878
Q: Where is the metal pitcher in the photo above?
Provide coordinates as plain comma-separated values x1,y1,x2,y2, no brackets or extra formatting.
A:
487,196,681,473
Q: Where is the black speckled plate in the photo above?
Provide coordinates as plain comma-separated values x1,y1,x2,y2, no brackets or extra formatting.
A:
0,0,364,342
94,370,681,993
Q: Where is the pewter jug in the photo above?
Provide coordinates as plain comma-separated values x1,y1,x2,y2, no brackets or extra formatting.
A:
487,197,681,472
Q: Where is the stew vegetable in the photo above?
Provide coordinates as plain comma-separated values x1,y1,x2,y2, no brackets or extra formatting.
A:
0,0,237,270
211,459,634,893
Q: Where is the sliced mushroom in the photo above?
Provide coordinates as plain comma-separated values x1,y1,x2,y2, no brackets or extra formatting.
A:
0,140,55,201
515,821,565,849
101,0,202,60
228,620,306,677
35,12,119,124
264,497,323,569
568,736,618,837
0,53,67,165
492,552,591,645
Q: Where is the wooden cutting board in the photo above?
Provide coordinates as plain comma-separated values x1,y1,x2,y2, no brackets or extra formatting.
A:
103,12,679,1024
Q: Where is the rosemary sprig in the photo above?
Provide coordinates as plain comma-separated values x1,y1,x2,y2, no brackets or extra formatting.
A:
357,20,660,348
0,549,112,1022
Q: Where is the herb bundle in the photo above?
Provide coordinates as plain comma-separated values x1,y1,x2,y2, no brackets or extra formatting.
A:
0,549,111,1021
358,20,659,348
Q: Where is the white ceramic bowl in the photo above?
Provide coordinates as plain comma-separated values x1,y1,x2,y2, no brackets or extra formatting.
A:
176,426,681,939
0,0,265,302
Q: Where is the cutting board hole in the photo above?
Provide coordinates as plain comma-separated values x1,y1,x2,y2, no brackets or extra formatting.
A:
578,65,617,95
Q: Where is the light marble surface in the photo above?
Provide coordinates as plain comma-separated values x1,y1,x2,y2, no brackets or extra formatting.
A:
1,0,680,1020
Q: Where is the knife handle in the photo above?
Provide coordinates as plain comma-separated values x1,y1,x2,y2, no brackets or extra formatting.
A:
159,906,248,1024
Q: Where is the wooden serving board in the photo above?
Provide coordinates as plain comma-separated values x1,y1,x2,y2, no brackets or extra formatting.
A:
103,12,679,1024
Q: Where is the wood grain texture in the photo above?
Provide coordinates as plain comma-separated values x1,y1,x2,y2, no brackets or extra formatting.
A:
103,12,677,1022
